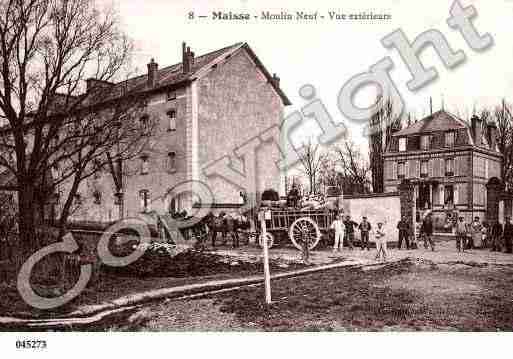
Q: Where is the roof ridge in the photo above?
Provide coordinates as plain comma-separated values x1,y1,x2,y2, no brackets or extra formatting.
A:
113,42,244,86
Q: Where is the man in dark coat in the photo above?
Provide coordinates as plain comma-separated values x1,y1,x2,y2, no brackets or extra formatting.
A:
344,215,358,250
397,216,410,249
490,220,503,252
504,217,513,254
358,216,372,250
421,212,435,251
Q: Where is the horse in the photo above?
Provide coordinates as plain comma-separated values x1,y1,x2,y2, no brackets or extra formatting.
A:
202,212,251,248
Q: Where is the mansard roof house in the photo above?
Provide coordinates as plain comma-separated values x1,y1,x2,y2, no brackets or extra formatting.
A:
383,109,508,230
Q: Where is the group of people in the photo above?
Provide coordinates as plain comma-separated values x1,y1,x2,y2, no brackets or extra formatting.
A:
330,214,388,261
453,215,513,253
328,211,513,262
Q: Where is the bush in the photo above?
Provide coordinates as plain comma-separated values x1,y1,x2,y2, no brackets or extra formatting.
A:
261,189,279,202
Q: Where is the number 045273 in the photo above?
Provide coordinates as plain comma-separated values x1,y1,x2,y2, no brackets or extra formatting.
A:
16,340,47,349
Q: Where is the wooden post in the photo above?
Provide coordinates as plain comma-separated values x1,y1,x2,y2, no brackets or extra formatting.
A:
260,210,272,305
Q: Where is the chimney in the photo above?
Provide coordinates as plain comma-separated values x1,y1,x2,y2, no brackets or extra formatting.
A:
487,120,498,151
471,114,482,146
182,42,195,74
271,73,280,88
147,58,158,87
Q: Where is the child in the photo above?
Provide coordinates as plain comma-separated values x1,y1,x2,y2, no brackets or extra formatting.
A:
375,222,387,262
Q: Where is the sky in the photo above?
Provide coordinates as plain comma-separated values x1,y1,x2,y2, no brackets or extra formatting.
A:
104,0,513,152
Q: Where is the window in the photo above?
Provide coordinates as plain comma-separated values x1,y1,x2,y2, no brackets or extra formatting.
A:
420,135,430,150
167,152,176,172
140,115,150,136
167,110,176,131
397,162,405,178
420,160,429,177
93,190,102,205
141,155,149,175
399,138,406,152
445,131,455,147
444,185,454,207
139,189,150,212
167,90,177,101
445,158,454,176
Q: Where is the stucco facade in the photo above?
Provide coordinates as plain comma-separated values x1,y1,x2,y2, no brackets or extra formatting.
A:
65,42,289,222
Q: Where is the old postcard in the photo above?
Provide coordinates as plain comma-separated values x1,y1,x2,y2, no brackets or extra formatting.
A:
0,0,512,357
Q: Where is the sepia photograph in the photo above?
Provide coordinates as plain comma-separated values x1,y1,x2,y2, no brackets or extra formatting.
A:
0,0,513,357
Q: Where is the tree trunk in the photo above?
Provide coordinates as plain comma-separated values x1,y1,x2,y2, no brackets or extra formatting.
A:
14,182,38,276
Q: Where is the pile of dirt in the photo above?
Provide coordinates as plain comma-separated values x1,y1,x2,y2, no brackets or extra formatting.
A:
105,248,303,278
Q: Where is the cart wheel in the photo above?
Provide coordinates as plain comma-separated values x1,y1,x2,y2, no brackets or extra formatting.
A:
258,232,275,249
289,217,321,250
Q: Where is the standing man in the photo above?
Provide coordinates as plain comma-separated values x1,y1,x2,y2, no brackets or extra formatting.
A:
343,215,357,250
455,216,468,252
374,222,387,262
358,216,372,250
504,217,513,254
396,216,410,250
422,212,435,251
330,213,345,252
470,216,482,249
490,220,503,252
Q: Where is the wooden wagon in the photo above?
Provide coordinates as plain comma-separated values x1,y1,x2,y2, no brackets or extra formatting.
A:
256,208,336,250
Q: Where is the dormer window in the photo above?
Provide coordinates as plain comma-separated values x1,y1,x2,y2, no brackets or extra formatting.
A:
420,135,430,150
167,110,176,131
167,90,177,101
399,138,406,152
445,131,455,147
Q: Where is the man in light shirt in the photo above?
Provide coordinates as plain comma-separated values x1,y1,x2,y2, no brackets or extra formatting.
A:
330,213,345,252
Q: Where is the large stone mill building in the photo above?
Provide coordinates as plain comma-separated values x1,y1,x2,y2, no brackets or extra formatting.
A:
69,42,290,222
383,109,511,232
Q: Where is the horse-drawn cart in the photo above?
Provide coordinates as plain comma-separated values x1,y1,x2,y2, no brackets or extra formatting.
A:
256,208,336,250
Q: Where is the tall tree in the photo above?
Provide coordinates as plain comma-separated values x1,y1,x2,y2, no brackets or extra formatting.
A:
0,0,150,264
367,95,402,193
296,139,327,195
332,140,371,195
494,101,513,190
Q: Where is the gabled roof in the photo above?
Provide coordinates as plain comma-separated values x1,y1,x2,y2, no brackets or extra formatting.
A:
393,110,468,137
85,42,291,106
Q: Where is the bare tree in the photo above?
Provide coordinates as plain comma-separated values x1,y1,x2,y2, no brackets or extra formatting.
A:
333,140,371,195
368,95,402,193
296,139,327,195
493,101,513,190
0,0,150,263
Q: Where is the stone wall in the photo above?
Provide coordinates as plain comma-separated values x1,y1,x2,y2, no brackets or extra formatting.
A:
340,193,401,241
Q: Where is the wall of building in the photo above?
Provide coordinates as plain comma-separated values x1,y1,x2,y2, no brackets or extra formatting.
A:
67,87,191,221
196,49,283,205
340,193,401,241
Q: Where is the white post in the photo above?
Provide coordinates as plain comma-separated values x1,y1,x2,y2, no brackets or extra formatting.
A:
260,210,272,305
